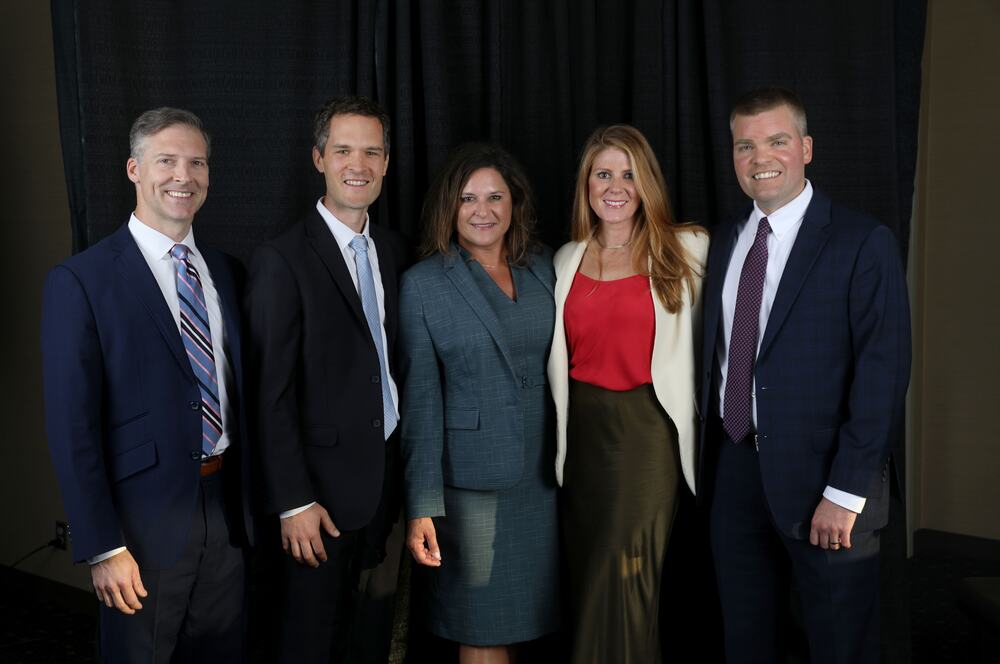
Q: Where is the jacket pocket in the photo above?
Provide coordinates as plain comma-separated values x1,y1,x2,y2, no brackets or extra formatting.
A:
110,440,157,482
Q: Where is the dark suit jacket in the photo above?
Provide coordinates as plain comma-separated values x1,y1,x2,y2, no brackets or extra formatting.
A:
399,246,555,519
245,210,408,530
697,188,911,539
41,223,253,569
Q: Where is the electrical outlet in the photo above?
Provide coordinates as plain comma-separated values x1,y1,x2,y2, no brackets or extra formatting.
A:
54,521,69,550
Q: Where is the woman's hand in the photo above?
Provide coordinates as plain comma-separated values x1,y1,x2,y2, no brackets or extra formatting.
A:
407,517,443,567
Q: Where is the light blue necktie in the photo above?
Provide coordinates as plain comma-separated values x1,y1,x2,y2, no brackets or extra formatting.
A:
350,235,397,439
170,244,223,456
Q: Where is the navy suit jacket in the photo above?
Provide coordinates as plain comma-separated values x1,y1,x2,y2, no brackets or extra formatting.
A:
41,223,253,568
697,188,911,538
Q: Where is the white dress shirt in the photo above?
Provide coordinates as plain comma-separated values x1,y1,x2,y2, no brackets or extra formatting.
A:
90,214,236,564
714,182,865,514
280,200,400,520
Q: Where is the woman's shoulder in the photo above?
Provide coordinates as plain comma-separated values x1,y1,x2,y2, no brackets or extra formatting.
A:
401,252,451,286
552,240,585,271
675,225,709,265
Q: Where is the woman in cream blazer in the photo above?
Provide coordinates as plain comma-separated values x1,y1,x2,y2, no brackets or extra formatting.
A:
546,125,707,664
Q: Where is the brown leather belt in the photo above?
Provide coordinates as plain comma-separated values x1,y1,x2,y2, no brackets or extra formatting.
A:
200,454,225,477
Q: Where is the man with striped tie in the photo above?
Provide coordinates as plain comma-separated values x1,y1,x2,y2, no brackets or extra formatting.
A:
42,108,253,661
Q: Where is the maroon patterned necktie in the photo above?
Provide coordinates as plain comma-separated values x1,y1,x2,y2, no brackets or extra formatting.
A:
723,217,771,443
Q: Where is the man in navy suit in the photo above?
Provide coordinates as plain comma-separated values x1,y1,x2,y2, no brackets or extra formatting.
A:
698,87,911,663
42,108,252,661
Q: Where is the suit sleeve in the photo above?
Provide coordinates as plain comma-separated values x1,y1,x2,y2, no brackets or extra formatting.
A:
41,266,124,562
827,225,911,496
245,245,315,513
398,273,447,520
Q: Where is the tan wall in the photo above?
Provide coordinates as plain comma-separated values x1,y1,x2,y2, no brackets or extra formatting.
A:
910,0,1000,541
1,1,89,589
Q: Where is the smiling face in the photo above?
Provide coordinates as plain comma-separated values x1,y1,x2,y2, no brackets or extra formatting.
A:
313,113,389,229
454,167,512,256
587,147,639,227
126,124,209,240
731,104,813,214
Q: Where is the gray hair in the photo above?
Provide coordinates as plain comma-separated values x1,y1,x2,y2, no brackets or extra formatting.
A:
129,107,211,160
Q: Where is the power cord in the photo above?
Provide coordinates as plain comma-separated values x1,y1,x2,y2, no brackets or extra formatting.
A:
10,539,63,568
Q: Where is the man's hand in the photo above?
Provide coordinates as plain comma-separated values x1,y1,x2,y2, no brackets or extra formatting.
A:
91,550,147,614
810,496,858,550
280,503,339,567
406,518,442,567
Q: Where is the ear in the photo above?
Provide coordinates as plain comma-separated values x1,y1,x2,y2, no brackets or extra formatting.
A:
382,152,390,176
802,135,813,166
312,146,324,173
126,157,140,184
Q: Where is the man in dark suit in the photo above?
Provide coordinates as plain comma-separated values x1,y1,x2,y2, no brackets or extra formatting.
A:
246,96,407,662
42,108,253,661
698,87,911,664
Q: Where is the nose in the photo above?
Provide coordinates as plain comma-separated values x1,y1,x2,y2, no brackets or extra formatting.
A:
474,200,488,217
173,162,191,183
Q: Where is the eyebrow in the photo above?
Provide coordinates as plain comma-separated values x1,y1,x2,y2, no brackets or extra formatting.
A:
151,152,208,160
331,144,384,153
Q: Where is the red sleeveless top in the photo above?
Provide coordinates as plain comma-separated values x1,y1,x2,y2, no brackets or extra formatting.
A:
564,272,655,391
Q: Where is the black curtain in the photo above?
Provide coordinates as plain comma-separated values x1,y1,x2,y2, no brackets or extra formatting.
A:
50,1,925,661
52,0,924,259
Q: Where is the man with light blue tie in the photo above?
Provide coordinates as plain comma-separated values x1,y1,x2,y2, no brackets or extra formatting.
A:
698,87,911,663
42,108,253,661
246,96,408,662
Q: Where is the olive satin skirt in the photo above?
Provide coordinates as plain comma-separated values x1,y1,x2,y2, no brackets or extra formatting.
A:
562,380,681,664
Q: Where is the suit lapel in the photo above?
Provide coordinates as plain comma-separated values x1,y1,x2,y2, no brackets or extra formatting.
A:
702,221,739,373
758,191,832,359
110,225,193,380
202,248,242,392
443,250,518,382
370,223,399,352
304,211,367,328
527,251,555,299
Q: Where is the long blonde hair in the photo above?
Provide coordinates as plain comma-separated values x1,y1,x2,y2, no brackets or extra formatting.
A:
571,124,703,312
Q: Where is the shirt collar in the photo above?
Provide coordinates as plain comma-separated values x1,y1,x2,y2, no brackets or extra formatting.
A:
315,198,370,251
749,179,813,240
128,213,197,260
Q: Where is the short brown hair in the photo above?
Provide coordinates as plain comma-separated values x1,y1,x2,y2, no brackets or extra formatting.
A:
419,143,539,265
313,96,390,154
729,86,808,136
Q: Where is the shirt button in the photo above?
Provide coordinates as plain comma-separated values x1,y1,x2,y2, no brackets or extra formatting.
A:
190,451,202,460
371,375,381,384
372,418,382,428
189,401,201,410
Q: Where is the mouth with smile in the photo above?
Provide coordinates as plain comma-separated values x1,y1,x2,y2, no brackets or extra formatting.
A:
166,191,194,198
469,221,499,231
752,171,781,181
603,199,629,209
343,178,370,187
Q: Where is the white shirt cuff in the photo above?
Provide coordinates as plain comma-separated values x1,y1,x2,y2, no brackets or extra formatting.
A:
88,546,127,565
823,486,866,513
280,502,316,519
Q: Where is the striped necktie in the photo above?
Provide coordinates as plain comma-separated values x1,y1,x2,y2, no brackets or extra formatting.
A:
171,244,223,456
350,235,397,439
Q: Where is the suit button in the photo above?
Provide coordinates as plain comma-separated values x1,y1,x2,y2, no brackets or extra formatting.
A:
371,375,381,384
189,401,200,410
190,451,202,460
372,418,382,428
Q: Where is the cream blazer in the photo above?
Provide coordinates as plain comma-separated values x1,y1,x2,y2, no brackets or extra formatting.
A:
546,230,709,494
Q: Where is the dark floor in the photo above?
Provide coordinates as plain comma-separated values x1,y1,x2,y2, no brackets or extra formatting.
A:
2,529,998,663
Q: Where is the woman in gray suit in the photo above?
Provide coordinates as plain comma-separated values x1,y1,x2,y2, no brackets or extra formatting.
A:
400,143,559,663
